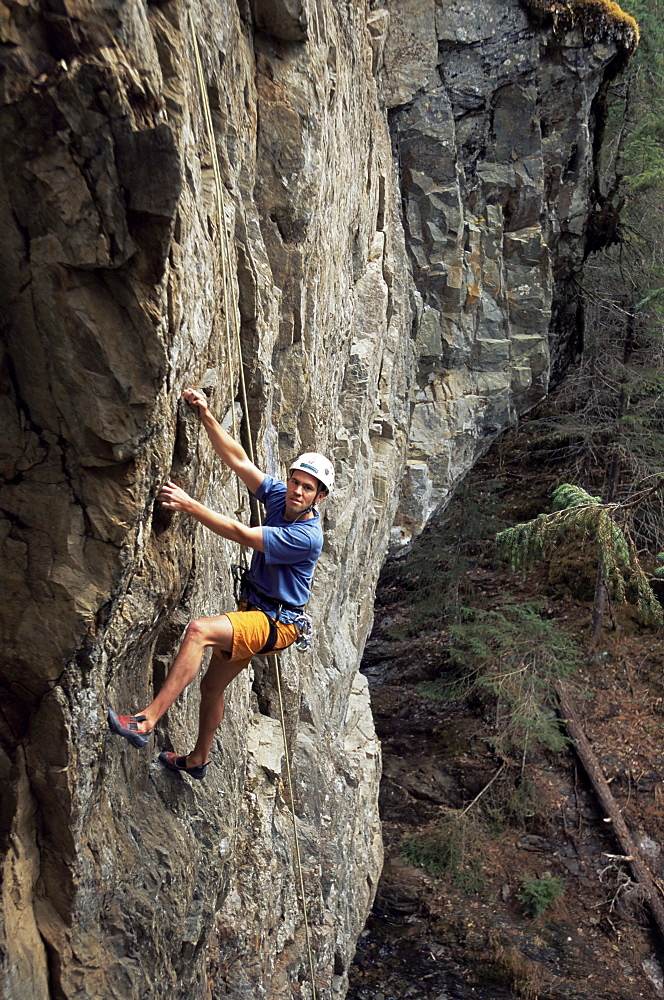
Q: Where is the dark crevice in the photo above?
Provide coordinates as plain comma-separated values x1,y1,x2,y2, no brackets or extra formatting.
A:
37,926,68,1000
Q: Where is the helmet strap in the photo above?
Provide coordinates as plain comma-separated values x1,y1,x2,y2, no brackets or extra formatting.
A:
293,503,315,521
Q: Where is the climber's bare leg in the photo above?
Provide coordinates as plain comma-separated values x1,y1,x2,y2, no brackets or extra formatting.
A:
186,648,251,767
135,614,235,733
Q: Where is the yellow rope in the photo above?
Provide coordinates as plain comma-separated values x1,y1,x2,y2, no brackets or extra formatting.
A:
272,655,318,1000
188,11,318,997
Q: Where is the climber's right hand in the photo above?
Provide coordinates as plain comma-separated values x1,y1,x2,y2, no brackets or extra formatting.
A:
182,386,209,416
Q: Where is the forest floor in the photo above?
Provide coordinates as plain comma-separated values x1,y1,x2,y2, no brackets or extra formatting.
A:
346,421,664,1000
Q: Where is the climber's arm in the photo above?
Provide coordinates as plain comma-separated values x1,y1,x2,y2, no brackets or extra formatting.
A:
182,387,264,494
158,480,265,551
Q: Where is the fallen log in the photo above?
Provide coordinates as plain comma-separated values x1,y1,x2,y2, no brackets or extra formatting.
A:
555,679,664,943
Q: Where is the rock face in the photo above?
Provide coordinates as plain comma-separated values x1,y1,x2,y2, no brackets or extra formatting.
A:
0,1,635,998
382,0,636,546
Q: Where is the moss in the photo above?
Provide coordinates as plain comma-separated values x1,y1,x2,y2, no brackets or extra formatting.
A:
520,0,640,51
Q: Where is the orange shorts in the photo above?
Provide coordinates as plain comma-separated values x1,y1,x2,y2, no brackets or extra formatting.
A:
222,604,298,663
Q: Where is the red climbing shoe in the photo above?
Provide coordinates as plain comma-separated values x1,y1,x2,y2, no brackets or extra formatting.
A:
107,708,151,749
158,751,208,780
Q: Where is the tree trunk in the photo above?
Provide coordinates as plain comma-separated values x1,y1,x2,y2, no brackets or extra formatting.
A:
590,554,607,645
555,680,664,944
590,303,635,642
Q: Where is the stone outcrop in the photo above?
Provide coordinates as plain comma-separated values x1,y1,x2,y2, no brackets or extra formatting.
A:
381,0,636,546
0,1,635,998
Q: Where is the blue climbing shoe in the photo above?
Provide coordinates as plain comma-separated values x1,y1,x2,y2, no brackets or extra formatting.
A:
158,751,208,780
107,708,151,749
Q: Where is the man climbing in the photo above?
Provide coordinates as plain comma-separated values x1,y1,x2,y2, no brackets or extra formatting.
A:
108,386,333,779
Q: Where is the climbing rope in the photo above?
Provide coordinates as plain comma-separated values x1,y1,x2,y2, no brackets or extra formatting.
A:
188,12,318,998
188,9,255,525
272,655,318,1000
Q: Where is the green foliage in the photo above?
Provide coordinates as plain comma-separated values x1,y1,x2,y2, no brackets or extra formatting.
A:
421,598,582,757
551,483,602,510
496,484,663,626
402,833,450,876
516,874,566,918
485,776,544,832
402,812,486,891
611,0,664,194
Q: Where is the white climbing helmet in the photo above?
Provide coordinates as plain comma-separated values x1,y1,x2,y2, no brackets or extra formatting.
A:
289,452,335,494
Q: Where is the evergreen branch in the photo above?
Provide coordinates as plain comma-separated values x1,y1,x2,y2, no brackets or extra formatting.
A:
635,286,664,310
496,482,663,629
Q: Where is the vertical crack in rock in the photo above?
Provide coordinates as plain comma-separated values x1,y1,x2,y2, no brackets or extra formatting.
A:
0,0,636,997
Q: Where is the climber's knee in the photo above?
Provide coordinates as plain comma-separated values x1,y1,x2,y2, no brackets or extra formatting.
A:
184,614,234,652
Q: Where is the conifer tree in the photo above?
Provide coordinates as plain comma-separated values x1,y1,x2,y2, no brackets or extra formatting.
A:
496,482,663,639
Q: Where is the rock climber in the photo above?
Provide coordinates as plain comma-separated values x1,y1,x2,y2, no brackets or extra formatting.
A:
108,386,333,779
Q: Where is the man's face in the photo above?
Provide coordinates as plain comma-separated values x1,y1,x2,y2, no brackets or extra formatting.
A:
284,470,321,520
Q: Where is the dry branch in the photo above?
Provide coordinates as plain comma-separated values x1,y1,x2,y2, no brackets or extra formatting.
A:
555,680,664,942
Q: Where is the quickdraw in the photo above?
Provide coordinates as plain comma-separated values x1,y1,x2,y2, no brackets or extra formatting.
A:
293,613,314,653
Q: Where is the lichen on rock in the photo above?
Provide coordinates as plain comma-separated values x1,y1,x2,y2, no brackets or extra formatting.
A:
520,0,640,49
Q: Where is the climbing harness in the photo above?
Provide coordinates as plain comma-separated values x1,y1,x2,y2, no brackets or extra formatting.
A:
231,563,315,654
188,13,318,998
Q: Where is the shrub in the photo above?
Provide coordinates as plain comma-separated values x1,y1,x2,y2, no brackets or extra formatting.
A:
402,811,486,891
516,873,566,917
420,598,582,758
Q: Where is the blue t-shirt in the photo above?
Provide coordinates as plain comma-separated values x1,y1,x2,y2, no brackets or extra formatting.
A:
245,475,323,623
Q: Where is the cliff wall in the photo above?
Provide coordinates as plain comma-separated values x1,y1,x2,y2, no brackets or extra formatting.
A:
0,1,636,998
